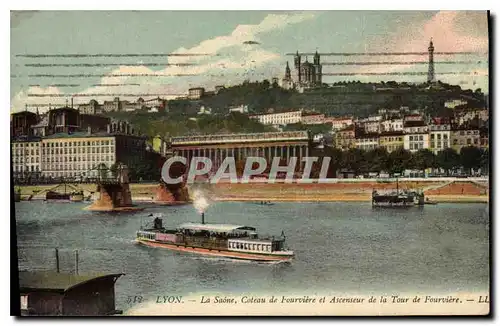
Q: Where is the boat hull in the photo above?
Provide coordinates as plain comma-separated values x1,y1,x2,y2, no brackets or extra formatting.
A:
70,194,84,202
136,239,293,262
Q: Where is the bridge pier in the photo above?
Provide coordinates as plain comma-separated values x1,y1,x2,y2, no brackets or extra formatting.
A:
154,180,191,205
85,164,143,212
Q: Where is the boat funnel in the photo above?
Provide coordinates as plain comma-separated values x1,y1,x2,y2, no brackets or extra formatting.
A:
154,217,163,229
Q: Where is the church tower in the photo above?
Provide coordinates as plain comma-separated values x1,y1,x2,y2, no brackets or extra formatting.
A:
282,61,293,89
427,38,435,83
313,50,322,85
293,51,301,83
284,61,291,80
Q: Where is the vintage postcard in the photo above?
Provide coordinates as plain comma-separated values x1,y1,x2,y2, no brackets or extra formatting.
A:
11,10,490,316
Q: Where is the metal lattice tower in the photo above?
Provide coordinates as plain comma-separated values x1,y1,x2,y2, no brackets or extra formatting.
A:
427,38,435,83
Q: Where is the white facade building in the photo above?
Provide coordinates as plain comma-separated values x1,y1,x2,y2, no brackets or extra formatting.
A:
363,121,381,133
380,119,403,132
429,123,451,154
250,110,302,126
11,140,41,175
444,99,468,109
403,133,430,152
325,117,354,131
404,121,429,152
198,106,212,115
229,105,249,114
355,136,379,151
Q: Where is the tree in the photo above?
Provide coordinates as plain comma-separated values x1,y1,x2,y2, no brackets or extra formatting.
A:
460,146,482,175
412,149,436,173
480,148,489,175
341,148,365,175
308,146,342,178
388,147,412,175
436,148,460,175
364,147,389,173
96,163,108,180
109,162,119,178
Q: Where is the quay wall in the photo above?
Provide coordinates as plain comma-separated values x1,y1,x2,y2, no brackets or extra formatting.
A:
15,178,489,203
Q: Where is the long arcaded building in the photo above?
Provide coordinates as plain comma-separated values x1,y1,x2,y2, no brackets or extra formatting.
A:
170,131,312,170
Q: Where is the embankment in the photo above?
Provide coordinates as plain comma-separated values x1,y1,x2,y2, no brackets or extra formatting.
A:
15,179,489,203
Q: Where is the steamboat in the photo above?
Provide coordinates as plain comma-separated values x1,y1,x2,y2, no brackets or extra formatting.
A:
136,213,294,262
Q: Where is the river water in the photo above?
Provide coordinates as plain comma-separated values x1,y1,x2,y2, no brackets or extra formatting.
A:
15,200,489,313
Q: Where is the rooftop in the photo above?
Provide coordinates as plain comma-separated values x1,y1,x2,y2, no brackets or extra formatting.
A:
337,125,355,132
404,121,427,128
178,222,256,233
379,131,404,136
11,111,38,117
302,112,324,117
42,131,144,140
11,136,42,143
18,271,123,293
171,131,309,145
356,133,380,139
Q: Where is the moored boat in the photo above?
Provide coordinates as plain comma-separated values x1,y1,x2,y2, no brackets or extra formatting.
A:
372,178,424,208
46,190,71,201
70,191,84,202
136,213,294,262
372,192,415,208
253,201,274,206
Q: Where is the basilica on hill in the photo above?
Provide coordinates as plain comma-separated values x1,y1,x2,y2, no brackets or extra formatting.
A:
281,50,323,90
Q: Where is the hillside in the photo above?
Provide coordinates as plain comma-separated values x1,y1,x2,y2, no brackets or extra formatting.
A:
169,80,486,117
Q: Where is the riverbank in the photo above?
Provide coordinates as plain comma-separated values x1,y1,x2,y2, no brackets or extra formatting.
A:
15,180,489,204
211,195,489,203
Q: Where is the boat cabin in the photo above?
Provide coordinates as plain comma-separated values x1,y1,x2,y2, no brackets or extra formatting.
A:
227,238,286,253
177,223,257,239
136,230,157,240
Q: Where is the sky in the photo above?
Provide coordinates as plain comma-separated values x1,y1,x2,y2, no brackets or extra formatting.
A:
10,10,489,112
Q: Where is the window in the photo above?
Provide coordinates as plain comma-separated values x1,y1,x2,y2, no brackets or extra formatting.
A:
419,135,423,141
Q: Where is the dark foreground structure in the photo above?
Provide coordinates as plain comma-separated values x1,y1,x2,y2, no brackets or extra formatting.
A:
18,271,123,316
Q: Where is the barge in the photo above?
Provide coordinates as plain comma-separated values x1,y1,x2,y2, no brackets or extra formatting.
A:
371,179,424,208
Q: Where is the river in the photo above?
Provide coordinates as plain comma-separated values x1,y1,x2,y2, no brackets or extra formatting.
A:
14,200,489,313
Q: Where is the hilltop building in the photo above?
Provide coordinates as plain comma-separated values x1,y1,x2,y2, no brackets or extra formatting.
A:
281,50,323,90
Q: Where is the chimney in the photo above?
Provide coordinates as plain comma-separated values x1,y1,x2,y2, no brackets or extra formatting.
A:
87,126,92,135
201,212,205,225
71,97,74,108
